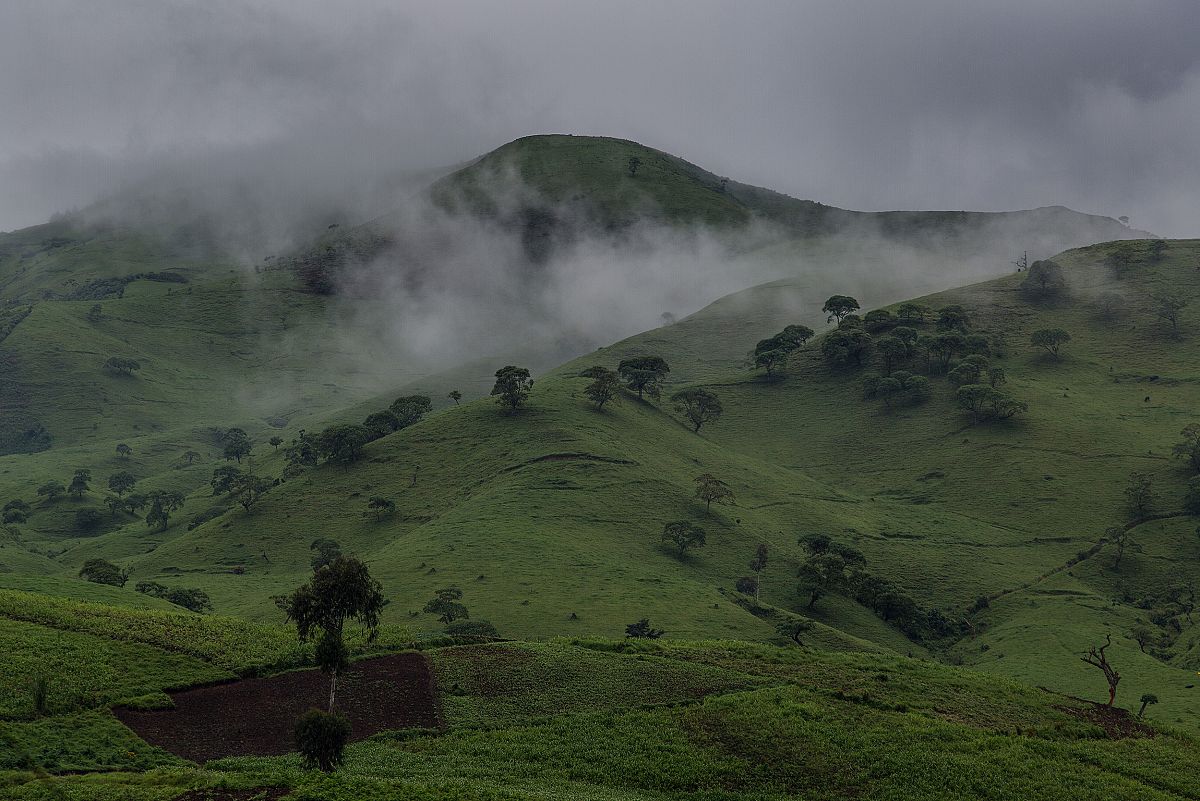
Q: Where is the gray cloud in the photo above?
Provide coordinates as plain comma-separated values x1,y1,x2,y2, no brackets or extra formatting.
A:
2,0,1198,235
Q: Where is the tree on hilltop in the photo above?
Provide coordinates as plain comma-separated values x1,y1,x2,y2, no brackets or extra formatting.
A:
491,366,533,411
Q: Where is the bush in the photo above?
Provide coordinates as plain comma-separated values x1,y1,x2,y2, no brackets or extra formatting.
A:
445,619,500,638
294,708,352,772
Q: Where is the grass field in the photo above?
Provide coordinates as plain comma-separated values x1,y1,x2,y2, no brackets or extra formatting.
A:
0,134,1193,797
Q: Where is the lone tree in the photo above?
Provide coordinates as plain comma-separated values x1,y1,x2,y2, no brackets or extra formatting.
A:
1152,293,1188,338
627,156,642,177
1108,526,1138,571
694,473,735,513
68,469,91,498
107,472,136,498
116,443,133,458
1138,693,1159,718
1030,328,1071,359
1171,423,1200,472
625,618,664,639
282,555,384,712
294,708,352,773
448,390,462,406
491,365,533,411
1080,634,1121,706
310,538,342,571
822,295,860,325
579,366,621,411
749,543,769,601
671,388,722,432
1124,472,1157,518
79,558,129,587
423,587,469,625
222,428,252,463
103,356,141,376
661,520,706,556
617,356,670,400
367,496,396,520
269,436,283,450
1021,259,1066,300
183,450,200,466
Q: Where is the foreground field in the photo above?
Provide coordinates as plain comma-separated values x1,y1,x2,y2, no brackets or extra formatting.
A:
4,619,1200,801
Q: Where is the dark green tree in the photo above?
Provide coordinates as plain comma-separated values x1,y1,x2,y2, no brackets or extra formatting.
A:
491,366,534,411
390,395,433,428
294,709,352,773
423,587,469,625
103,356,141,376
116,443,133,458
448,390,462,406
144,490,184,532
222,428,252,463
627,156,642,177
107,471,136,498
316,424,371,465
1124,472,1157,518
79,558,129,587
694,473,734,513
1138,693,1159,718
1021,259,1066,299
625,618,664,639
1152,293,1188,338
37,481,65,502
617,356,670,399
671,388,722,432
68,469,91,498
1173,424,1200,472
269,436,283,450
310,538,342,571
821,328,872,367
283,556,384,711
822,295,860,324
579,366,621,410
367,496,396,520
1031,328,1071,359
661,520,707,556
936,305,970,332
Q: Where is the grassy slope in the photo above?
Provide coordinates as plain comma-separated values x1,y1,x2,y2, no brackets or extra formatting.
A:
6,638,1200,800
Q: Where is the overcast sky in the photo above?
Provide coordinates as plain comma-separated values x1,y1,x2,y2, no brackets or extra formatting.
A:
2,0,1198,236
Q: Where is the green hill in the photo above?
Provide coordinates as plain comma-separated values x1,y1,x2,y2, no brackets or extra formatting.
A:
1,134,1193,797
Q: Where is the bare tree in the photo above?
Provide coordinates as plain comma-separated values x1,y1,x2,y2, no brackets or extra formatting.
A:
1080,634,1121,706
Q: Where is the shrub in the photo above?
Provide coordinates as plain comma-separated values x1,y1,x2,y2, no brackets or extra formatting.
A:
445,619,499,638
294,708,352,772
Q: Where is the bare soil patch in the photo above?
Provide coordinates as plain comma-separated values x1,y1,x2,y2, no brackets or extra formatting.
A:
1054,701,1156,739
117,653,438,763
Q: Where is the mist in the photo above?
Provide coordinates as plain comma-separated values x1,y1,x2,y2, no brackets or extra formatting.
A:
2,1,1199,238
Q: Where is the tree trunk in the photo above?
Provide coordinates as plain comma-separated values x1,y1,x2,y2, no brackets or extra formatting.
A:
1138,699,1149,717
328,669,338,712
1107,684,1115,707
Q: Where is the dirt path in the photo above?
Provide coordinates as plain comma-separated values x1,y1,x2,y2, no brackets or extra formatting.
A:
117,652,439,763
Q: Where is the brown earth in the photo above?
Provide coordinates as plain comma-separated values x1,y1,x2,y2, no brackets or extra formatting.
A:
117,653,439,763
173,789,291,801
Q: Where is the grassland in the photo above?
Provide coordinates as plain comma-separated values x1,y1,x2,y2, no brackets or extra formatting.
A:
0,134,1195,797
6,634,1200,799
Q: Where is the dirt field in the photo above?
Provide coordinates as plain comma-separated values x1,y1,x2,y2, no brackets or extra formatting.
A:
117,653,439,763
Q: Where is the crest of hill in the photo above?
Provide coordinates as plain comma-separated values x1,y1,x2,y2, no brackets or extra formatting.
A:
286,133,1147,291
